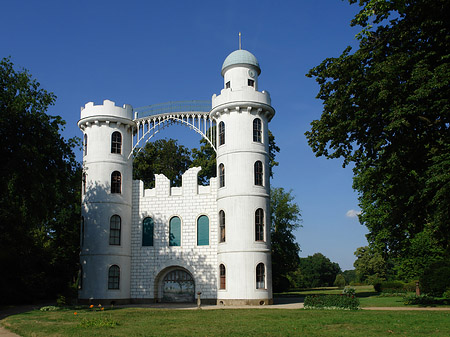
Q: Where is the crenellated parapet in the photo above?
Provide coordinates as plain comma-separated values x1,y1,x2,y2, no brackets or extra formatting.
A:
78,99,134,130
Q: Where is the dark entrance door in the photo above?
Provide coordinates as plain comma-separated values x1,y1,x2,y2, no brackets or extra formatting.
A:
162,269,195,302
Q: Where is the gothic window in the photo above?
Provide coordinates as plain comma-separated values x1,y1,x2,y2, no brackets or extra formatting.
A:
256,263,265,289
142,217,154,246
219,121,225,146
108,265,120,289
248,79,255,87
111,171,121,194
219,210,225,243
169,216,181,246
219,164,225,188
109,215,121,245
226,81,230,89
255,208,264,241
219,264,226,289
197,215,209,246
83,133,87,156
111,131,122,154
254,161,263,186
253,118,262,143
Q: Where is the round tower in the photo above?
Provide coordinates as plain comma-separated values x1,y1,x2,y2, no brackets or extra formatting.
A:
211,49,275,305
78,99,134,303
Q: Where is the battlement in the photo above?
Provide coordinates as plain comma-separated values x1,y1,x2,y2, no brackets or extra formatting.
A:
211,86,271,109
80,99,133,121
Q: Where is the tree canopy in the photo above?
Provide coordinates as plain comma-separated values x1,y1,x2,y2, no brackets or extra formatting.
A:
305,0,450,273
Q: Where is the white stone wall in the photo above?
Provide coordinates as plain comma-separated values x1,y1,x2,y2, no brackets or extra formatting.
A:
130,167,218,301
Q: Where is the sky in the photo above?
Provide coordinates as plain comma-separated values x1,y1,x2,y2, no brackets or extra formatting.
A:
1,0,369,271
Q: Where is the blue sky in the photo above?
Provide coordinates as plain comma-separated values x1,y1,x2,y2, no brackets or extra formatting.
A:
1,0,369,271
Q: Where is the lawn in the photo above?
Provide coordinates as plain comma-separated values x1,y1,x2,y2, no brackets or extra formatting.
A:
2,307,450,337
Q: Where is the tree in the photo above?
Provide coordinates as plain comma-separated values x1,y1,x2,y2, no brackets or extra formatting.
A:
133,139,192,188
305,0,450,264
334,274,347,288
297,253,342,288
191,127,216,185
353,246,388,284
270,187,302,291
0,57,81,304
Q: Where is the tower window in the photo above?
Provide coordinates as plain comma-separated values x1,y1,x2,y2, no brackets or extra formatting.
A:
219,121,225,146
219,264,226,289
111,171,121,194
219,210,225,243
109,215,121,245
256,263,265,289
248,79,255,87
142,217,154,246
219,164,225,188
169,216,181,246
111,131,122,154
255,208,264,241
82,172,86,195
254,161,263,186
108,265,120,289
226,81,230,89
83,133,88,156
253,118,262,143
197,215,209,246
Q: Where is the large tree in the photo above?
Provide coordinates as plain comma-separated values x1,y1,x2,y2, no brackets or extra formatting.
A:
305,0,450,268
0,57,81,304
297,253,341,288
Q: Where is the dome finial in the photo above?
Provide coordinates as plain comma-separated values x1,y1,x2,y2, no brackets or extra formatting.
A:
239,32,242,50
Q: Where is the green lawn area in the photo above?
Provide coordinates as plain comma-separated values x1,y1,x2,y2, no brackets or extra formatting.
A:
2,307,450,337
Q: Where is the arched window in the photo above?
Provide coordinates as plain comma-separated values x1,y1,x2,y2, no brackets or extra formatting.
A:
81,216,85,246
254,161,263,186
219,164,225,188
256,263,265,289
219,121,225,146
197,215,209,246
111,171,121,194
219,264,226,289
169,216,181,246
83,133,88,156
108,265,120,289
253,118,262,142
111,131,122,154
109,215,121,245
82,172,86,195
142,217,154,246
219,210,225,243
255,208,264,241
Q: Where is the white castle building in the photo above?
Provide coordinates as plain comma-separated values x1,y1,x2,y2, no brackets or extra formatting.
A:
78,48,275,305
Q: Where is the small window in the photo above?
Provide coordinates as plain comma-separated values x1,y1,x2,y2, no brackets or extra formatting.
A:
219,121,225,146
108,265,120,289
142,217,154,246
255,208,264,241
219,264,226,289
109,215,121,245
81,216,85,246
248,79,255,87
111,131,122,154
256,263,265,289
169,216,181,246
254,161,263,186
83,133,88,156
219,210,225,243
226,81,230,89
253,118,262,143
111,171,121,194
197,215,209,246
219,164,225,188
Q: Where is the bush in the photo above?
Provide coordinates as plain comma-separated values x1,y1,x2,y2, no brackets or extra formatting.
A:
420,261,450,297
334,274,346,288
404,294,438,306
40,306,60,311
342,286,356,297
379,281,406,293
404,281,417,292
304,294,360,310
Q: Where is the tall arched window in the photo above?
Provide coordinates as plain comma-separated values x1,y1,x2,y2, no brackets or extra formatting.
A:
83,133,88,156
111,131,122,154
81,216,85,246
256,263,265,289
109,215,121,245
108,265,120,289
197,215,209,246
255,208,264,241
219,164,225,188
253,118,262,142
219,210,225,243
111,171,121,194
219,264,226,289
254,161,263,186
142,217,154,246
82,172,86,195
219,121,225,145
169,216,181,246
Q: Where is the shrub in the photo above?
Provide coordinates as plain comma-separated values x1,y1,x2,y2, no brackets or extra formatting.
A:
380,281,406,293
334,274,346,288
403,294,438,306
40,306,60,311
304,294,360,310
443,288,450,300
404,281,417,292
420,261,450,297
342,286,356,297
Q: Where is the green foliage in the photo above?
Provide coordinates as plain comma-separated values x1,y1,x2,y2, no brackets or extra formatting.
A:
298,253,341,288
379,281,407,294
403,294,441,306
78,316,119,328
39,306,61,312
268,130,280,178
191,128,216,185
342,287,356,297
353,246,388,283
342,270,357,284
334,274,346,288
304,294,360,310
420,259,450,297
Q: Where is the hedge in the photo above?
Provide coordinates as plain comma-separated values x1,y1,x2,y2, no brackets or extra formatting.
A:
304,294,360,310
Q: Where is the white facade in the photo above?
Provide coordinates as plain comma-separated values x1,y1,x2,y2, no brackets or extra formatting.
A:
78,49,275,305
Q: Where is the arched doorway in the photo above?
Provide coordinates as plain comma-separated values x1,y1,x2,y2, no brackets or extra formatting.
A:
161,269,195,302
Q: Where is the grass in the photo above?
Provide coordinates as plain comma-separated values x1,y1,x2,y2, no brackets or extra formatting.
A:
1,307,450,336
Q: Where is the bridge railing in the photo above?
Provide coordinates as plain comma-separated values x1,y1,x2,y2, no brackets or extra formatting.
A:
134,100,211,119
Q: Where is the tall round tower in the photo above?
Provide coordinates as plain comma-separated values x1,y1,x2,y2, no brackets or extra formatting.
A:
211,49,275,305
78,100,134,303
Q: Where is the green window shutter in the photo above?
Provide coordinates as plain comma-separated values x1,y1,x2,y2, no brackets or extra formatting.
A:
169,217,181,246
197,215,209,246
143,217,154,246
